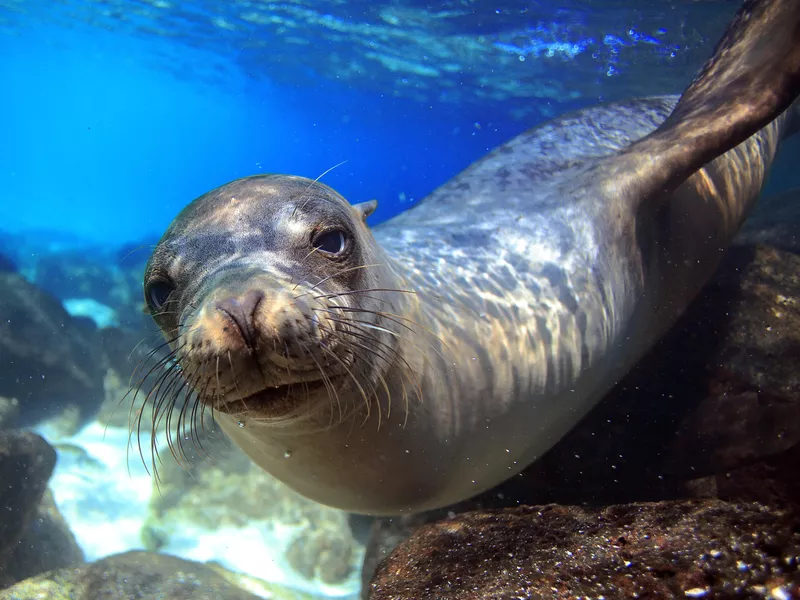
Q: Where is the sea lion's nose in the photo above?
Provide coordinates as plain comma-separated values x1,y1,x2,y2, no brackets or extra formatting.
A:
215,289,265,348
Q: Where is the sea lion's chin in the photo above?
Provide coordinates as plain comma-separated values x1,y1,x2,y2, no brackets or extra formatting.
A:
210,376,339,419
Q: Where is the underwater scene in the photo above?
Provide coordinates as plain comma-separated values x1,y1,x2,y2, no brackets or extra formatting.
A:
1,0,800,598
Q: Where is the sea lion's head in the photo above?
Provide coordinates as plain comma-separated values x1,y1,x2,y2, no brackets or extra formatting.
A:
143,174,395,426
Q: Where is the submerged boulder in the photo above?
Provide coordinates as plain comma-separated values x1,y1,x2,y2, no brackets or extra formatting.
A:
0,431,56,560
0,551,318,600
0,490,84,589
368,500,800,599
0,272,107,428
0,431,83,589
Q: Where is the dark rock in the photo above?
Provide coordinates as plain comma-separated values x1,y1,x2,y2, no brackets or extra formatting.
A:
0,272,107,427
368,500,800,599
0,551,265,599
0,432,56,565
0,490,84,588
80,552,262,599
363,245,800,587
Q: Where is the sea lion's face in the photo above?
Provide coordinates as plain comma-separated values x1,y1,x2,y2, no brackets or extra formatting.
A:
143,174,384,422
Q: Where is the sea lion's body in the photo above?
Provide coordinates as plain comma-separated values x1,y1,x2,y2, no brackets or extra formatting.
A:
213,96,795,515
143,0,800,516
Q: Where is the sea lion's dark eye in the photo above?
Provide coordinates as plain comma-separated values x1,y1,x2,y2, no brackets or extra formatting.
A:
145,279,175,311
313,229,348,255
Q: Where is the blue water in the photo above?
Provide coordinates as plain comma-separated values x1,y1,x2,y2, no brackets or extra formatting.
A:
2,0,800,596
0,0,763,248
0,22,520,245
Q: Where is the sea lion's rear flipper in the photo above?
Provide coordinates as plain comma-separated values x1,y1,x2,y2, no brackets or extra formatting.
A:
606,0,800,211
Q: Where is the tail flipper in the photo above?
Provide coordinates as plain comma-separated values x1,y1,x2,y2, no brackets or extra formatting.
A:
603,0,800,210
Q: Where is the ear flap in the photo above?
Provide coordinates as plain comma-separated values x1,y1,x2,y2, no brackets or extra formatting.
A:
353,200,378,222
603,0,800,213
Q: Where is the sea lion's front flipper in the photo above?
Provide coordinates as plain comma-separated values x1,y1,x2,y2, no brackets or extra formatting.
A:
606,0,800,211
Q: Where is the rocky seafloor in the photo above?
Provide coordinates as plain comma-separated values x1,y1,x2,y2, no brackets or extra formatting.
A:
0,188,799,598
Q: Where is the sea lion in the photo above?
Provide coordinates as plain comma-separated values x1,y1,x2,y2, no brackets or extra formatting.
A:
141,0,800,516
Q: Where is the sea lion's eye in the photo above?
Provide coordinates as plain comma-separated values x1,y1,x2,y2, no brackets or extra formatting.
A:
313,229,348,256
145,279,175,311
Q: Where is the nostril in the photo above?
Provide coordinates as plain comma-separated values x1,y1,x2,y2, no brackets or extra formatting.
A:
215,290,265,349
241,289,265,320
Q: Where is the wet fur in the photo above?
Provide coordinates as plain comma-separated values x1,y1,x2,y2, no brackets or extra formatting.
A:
135,0,800,514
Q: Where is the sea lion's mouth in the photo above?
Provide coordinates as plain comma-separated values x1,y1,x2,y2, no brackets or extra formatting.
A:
213,377,339,415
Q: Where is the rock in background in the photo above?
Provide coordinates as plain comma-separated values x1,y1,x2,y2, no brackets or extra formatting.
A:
0,232,163,434
0,551,320,600
0,431,84,588
0,272,107,429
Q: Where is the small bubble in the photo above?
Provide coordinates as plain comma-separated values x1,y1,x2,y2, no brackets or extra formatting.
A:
518,55,525,62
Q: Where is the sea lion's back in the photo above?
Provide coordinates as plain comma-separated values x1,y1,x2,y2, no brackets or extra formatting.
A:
383,95,678,231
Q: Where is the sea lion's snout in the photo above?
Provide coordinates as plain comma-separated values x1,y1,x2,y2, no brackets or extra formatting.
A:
202,283,324,360
172,271,353,418
214,289,264,350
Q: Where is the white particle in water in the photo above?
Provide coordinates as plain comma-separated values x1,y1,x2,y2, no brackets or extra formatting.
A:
283,450,292,458
770,586,790,600
237,420,246,428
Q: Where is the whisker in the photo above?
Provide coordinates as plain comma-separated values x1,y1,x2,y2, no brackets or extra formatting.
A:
293,263,384,295
313,287,424,301
292,160,349,218
323,322,422,427
320,343,373,422
300,341,343,427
